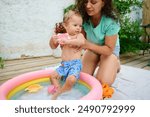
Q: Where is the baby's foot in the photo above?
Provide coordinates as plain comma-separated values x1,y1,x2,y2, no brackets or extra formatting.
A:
48,85,58,94
51,91,60,100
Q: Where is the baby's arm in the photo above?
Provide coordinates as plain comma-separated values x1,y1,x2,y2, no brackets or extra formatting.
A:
49,34,59,49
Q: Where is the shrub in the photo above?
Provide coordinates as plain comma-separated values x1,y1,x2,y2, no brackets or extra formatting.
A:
119,17,146,54
113,0,150,54
0,57,4,69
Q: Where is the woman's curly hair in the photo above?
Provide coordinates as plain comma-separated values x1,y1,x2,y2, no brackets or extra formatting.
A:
75,0,118,22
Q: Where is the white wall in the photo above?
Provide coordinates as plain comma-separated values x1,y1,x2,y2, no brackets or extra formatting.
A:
125,0,143,22
0,0,74,59
129,6,142,22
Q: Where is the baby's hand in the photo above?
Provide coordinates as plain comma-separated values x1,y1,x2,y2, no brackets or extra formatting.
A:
57,33,69,45
51,34,59,44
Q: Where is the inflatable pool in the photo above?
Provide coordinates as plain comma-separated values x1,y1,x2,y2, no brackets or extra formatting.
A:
0,69,102,100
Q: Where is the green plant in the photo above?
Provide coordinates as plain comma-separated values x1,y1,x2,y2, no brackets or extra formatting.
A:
64,4,75,14
113,0,149,54
148,61,150,66
119,17,146,54
113,0,142,17
0,57,4,69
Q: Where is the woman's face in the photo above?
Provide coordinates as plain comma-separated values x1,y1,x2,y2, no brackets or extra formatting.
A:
85,0,104,16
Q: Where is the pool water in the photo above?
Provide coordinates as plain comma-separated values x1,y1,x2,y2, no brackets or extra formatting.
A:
10,82,90,100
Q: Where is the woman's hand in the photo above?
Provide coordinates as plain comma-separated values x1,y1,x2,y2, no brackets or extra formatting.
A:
74,40,89,53
82,39,90,49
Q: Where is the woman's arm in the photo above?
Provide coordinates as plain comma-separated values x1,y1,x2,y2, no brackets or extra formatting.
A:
84,34,118,56
69,33,85,46
81,29,86,38
61,33,85,46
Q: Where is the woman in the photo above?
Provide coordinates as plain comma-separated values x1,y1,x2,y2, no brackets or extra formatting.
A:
75,0,120,86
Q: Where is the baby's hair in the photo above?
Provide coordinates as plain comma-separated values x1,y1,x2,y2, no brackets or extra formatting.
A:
63,9,82,23
55,22,66,34
55,9,82,34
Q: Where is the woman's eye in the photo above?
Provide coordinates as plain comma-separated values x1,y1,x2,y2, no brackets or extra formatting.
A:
84,0,97,5
91,0,98,4
91,1,97,4
85,1,97,6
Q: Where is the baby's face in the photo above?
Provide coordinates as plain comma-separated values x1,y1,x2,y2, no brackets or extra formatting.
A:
64,15,83,36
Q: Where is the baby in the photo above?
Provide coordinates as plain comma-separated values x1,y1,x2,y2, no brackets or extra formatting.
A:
49,10,85,100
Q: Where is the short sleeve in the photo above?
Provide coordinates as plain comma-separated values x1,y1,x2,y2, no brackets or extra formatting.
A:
105,20,120,36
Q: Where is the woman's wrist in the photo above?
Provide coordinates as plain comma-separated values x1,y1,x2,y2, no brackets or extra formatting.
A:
85,40,91,50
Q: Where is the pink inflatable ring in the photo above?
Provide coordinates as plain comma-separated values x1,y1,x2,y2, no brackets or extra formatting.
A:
0,69,102,100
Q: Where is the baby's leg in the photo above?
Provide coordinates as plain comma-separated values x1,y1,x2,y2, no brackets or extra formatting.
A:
50,71,61,88
51,75,77,100
60,75,77,93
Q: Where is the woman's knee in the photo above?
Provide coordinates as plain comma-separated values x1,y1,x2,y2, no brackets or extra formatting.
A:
97,54,119,85
100,54,120,71
82,50,99,75
97,74,115,86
